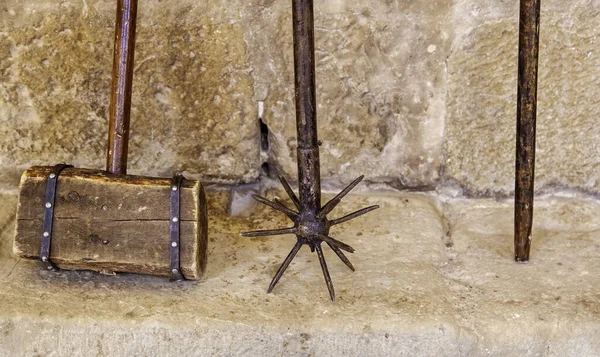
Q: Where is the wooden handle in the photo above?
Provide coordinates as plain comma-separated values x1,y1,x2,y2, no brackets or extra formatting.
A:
106,0,138,175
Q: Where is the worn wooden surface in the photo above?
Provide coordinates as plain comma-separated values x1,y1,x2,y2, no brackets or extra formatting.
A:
14,166,208,279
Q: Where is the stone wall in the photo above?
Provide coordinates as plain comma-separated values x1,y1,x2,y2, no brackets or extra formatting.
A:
444,0,600,196
1,0,598,196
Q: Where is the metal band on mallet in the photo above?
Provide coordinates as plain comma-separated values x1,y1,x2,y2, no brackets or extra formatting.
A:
40,163,73,271
169,173,185,281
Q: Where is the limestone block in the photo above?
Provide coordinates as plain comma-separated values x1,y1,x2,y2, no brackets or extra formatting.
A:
0,0,260,189
443,195,600,356
444,1,600,196
3,190,600,355
0,190,463,356
3,0,600,196
252,1,452,189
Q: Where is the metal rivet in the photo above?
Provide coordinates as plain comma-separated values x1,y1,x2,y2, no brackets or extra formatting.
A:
49,173,56,179
171,241,178,247
172,217,178,222
102,239,109,245
45,202,52,208
42,232,50,237
47,265,53,270
41,256,47,262
101,204,109,211
172,186,178,191
171,268,178,274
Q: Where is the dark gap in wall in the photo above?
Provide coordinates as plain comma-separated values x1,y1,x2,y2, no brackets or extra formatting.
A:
261,162,271,176
258,111,274,178
259,118,269,152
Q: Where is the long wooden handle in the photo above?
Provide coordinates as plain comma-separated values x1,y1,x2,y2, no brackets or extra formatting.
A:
106,0,138,175
515,0,541,262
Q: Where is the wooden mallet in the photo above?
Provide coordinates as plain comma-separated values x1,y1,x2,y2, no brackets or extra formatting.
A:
13,0,208,280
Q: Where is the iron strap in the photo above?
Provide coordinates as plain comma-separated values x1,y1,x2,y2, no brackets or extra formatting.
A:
40,163,73,271
169,173,185,281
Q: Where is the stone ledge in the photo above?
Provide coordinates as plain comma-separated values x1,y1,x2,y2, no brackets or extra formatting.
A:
1,190,599,356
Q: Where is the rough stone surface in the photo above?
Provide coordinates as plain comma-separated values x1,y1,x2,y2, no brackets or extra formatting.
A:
2,0,600,195
444,1,600,196
254,1,450,189
0,0,259,189
1,0,453,191
1,189,600,356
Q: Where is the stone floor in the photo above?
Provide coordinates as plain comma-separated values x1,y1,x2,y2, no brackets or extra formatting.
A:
1,186,599,356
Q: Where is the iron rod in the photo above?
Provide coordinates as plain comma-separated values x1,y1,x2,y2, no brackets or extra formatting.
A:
293,0,321,214
242,0,379,301
515,0,541,262
107,0,138,175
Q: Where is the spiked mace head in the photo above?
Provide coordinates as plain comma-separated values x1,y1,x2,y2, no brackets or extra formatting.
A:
241,175,379,301
242,0,379,301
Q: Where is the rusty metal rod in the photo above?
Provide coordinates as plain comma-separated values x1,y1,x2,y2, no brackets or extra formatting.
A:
242,0,379,301
293,0,321,216
515,0,541,262
106,0,138,175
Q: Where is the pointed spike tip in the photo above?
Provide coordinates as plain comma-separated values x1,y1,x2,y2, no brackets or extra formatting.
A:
326,242,356,271
266,240,303,294
278,175,301,210
241,227,297,238
330,205,380,226
315,244,336,302
318,233,355,253
319,175,367,218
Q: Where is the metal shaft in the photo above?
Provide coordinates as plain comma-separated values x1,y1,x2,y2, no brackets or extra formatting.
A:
292,0,321,214
106,0,138,175
515,0,541,262
242,0,381,301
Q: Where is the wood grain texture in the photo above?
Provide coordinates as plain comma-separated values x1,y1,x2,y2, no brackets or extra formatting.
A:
14,166,208,279
107,0,137,175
